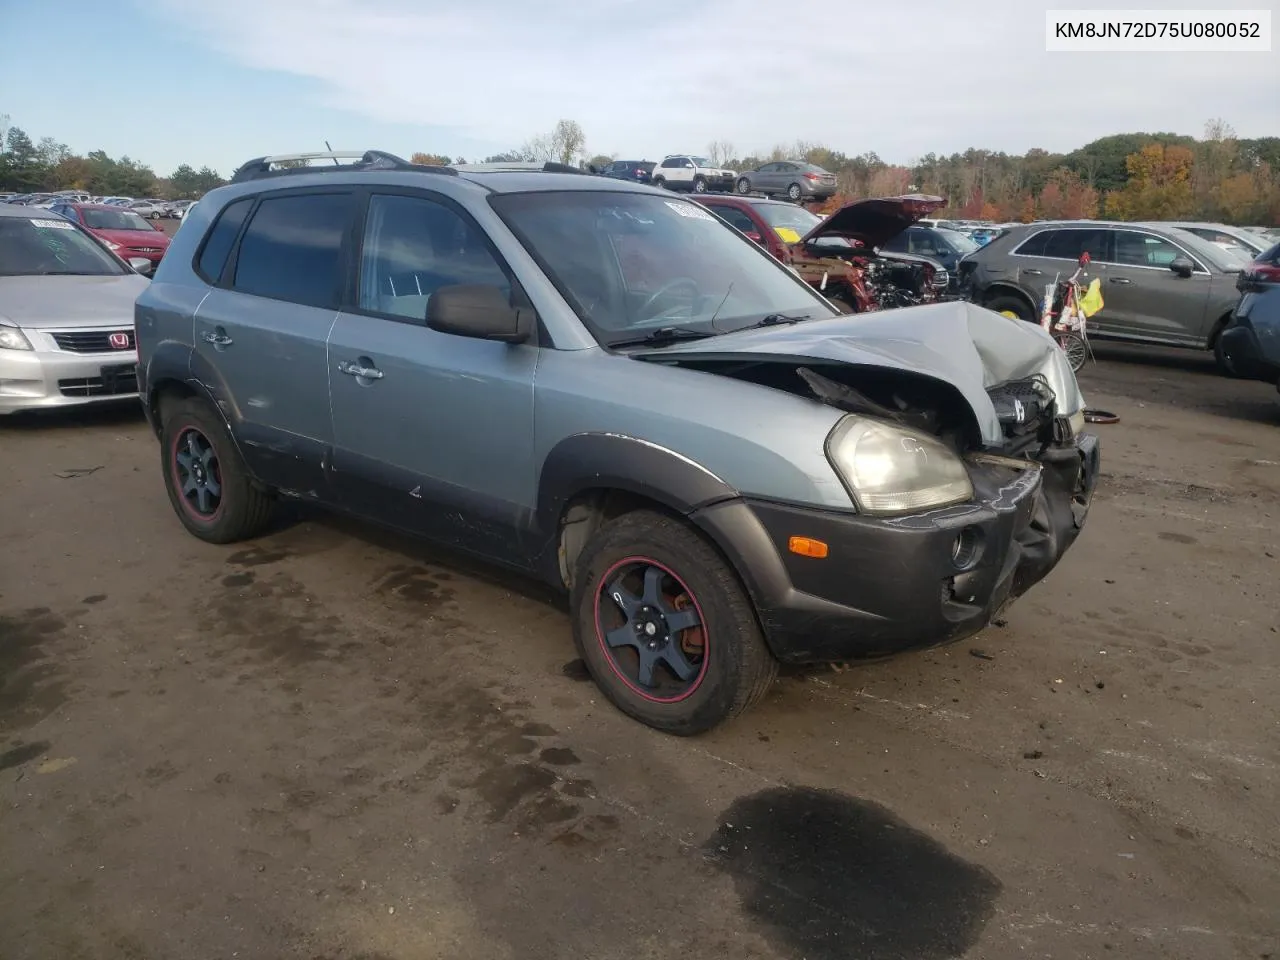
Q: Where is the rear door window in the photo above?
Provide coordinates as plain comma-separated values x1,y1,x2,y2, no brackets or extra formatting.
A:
1041,228,1111,262
231,192,356,308
196,198,252,283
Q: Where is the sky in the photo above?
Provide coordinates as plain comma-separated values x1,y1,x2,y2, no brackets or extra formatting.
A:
1,0,1275,179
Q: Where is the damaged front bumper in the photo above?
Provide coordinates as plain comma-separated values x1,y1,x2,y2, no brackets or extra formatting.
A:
691,433,1100,663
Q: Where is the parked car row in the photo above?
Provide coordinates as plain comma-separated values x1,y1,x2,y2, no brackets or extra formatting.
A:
957,219,1271,376
3,192,196,219
593,155,839,202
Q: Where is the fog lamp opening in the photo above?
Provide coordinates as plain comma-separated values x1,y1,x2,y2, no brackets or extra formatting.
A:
951,526,984,571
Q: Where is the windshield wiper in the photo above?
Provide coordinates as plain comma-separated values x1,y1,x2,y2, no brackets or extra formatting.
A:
747,313,811,328
612,326,717,347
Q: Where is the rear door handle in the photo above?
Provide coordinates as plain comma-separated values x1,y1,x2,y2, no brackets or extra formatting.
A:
1109,277,1132,284
202,330,233,346
1023,268,1043,276
337,359,384,380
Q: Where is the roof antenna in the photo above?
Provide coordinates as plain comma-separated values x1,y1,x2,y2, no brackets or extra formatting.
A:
324,141,340,166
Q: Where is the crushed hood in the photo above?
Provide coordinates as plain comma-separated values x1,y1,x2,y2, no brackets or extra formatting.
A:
801,194,946,248
635,300,1085,446
0,274,150,329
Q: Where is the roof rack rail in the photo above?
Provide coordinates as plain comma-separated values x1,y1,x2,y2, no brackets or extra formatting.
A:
229,150,458,184
448,161,594,176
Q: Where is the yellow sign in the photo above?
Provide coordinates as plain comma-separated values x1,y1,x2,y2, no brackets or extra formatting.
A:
774,227,802,244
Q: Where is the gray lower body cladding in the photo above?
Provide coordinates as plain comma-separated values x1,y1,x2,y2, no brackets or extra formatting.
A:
691,434,1100,663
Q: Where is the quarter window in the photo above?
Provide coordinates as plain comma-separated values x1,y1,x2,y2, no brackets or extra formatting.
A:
358,194,509,322
196,197,252,283
232,192,355,308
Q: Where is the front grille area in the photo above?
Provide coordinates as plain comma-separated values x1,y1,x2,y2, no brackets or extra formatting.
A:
58,370,138,397
129,247,162,254
51,330,135,353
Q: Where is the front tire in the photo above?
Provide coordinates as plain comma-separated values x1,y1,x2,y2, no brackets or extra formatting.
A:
160,397,275,544
570,510,777,735
692,176,708,194
786,183,802,201
1213,328,1239,377
736,177,751,195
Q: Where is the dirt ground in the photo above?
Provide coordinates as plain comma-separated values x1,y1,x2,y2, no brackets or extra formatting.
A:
2,342,1278,960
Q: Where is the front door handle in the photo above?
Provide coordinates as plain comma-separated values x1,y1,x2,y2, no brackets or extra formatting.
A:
1109,277,1132,284
337,359,384,380
1023,268,1043,276
202,330,233,347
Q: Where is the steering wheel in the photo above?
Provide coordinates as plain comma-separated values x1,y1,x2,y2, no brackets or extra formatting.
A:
638,277,700,321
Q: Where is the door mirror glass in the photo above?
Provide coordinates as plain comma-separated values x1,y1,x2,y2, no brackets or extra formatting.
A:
426,283,532,343
1169,256,1195,278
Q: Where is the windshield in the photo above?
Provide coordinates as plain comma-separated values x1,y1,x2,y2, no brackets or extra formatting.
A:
937,228,979,254
690,157,712,167
1187,227,1262,255
82,209,155,232
491,191,832,345
754,202,849,247
0,216,127,276
1208,241,1256,269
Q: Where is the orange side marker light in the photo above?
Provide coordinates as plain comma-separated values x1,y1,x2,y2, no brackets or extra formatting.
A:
788,536,829,559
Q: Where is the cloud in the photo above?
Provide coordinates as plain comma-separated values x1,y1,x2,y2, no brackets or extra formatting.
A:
153,0,1278,161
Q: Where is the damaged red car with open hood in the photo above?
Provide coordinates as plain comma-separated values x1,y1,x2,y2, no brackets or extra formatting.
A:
694,193,954,313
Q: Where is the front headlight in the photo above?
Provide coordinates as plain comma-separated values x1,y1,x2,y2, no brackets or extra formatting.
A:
0,324,33,351
101,238,120,251
826,416,973,515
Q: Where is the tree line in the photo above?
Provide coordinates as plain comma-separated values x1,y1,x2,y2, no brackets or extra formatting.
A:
0,121,226,200
4,114,1276,224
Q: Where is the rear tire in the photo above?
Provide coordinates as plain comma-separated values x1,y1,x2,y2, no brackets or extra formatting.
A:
570,510,777,735
986,294,1035,322
652,176,666,190
160,397,275,544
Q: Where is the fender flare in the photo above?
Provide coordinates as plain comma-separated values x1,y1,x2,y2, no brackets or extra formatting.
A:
143,343,255,473
535,432,738,540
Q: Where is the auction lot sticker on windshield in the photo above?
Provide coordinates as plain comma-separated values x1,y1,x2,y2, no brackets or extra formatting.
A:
30,219,75,230
666,201,716,222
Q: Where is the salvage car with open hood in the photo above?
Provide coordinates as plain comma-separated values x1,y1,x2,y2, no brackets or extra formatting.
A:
136,153,1099,735
695,193,958,312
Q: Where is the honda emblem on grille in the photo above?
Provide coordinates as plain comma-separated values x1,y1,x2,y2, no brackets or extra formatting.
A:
109,332,131,350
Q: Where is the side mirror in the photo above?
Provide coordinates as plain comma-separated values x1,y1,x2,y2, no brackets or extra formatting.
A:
744,231,764,245
426,284,532,343
1169,257,1195,278
128,257,154,276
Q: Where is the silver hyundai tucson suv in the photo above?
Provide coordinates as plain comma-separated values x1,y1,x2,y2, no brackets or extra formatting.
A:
135,150,1100,735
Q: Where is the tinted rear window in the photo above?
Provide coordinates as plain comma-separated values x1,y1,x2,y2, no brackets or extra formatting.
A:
232,192,355,308
197,198,252,282
1029,228,1111,262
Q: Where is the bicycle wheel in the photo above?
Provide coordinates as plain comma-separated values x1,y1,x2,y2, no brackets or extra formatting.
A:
1056,332,1087,372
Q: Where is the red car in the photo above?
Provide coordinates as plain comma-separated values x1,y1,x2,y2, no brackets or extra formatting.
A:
691,193,953,312
47,202,170,270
